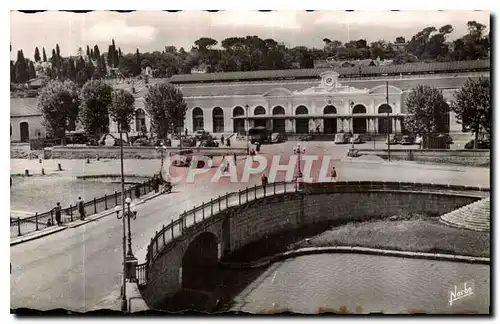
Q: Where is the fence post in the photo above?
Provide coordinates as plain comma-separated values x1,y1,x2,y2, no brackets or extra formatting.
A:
218,196,221,211
162,225,166,245
115,191,118,206
274,181,276,194
239,190,241,205
264,183,266,196
226,192,229,208
143,181,146,195
155,231,158,253
70,205,73,222
183,211,187,231
51,209,54,225
17,217,21,236
104,194,108,210
171,219,174,239
35,213,39,231
194,207,197,224
246,187,249,203
284,181,287,192
93,197,97,214
210,199,213,216
255,184,257,199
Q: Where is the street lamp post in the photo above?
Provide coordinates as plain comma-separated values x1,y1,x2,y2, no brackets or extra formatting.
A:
293,143,306,179
350,101,355,149
115,197,138,310
386,81,391,162
118,122,127,312
245,104,250,155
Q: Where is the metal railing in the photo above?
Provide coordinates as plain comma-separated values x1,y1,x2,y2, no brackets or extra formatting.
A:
137,180,490,288
10,178,155,238
143,181,298,268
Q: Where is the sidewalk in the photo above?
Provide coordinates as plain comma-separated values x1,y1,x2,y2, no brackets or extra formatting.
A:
10,190,164,246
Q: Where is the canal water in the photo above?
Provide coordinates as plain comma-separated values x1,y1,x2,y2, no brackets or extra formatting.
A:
227,254,490,314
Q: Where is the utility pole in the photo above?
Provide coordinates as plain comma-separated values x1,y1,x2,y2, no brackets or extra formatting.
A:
245,105,250,156
386,81,391,162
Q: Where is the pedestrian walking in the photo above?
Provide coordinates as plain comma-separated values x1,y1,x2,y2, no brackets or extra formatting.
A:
261,173,268,186
221,135,225,146
226,138,231,147
316,125,320,135
233,153,237,164
54,202,62,226
78,196,86,220
331,167,337,182
154,175,160,193
256,142,261,153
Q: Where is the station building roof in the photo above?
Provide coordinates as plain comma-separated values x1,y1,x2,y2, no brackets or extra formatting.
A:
169,59,490,84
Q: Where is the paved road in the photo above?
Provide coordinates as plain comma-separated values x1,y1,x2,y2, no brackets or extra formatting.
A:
10,142,490,312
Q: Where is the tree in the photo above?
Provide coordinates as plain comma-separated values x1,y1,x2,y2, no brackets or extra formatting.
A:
403,85,450,137
28,60,36,79
109,89,135,143
395,36,406,43
10,61,16,82
79,80,113,141
15,50,29,83
42,47,47,62
144,82,187,141
38,80,80,144
56,44,61,57
451,77,490,148
86,45,91,58
34,47,41,62
194,37,218,52
93,45,101,59
135,48,141,75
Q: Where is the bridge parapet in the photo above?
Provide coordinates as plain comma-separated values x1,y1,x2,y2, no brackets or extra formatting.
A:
137,180,489,289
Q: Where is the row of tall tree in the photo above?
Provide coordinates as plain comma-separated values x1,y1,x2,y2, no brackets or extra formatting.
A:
38,79,187,144
11,20,490,84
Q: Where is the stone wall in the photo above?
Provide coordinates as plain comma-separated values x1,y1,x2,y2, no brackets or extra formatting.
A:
49,146,248,160
354,148,490,166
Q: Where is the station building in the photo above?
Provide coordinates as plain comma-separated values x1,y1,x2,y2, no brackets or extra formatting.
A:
163,60,490,137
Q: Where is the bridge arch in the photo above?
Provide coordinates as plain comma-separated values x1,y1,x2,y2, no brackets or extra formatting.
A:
181,231,219,290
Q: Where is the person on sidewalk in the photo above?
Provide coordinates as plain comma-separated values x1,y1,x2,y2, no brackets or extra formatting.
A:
78,196,86,220
331,167,337,182
261,173,268,186
221,135,225,146
54,202,62,226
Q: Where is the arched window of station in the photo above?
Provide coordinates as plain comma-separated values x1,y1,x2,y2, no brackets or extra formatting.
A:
323,105,337,134
192,107,204,131
253,106,267,128
352,104,367,134
272,106,286,133
377,104,392,134
135,108,146,133
20,122,29,142
295,105,309,134
212,107,224,133
232,106,245,134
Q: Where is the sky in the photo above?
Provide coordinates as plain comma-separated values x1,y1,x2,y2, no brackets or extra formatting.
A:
10,10,491,60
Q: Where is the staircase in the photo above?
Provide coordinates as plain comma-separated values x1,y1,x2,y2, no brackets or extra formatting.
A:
440,197,490,232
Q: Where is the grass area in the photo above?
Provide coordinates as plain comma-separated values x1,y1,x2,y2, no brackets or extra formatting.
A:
293,217,490,258
224,213,490,263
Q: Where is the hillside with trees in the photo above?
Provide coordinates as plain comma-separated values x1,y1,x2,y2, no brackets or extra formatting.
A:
10,21,490,92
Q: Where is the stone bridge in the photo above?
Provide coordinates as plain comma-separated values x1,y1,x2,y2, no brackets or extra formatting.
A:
137,181,490,309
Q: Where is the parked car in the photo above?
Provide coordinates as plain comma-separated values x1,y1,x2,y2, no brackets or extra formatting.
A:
132,138,151,146
179,137,197,147
201,139,219,147
65,131,88,145
351,134,365,144
270,133,286,143
437,133,454,144
172,149,194,167
249,127,271,144
400,135,415,145
334,133,350,144
464,139,490,149
386,134,402,145
195,130,211,141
